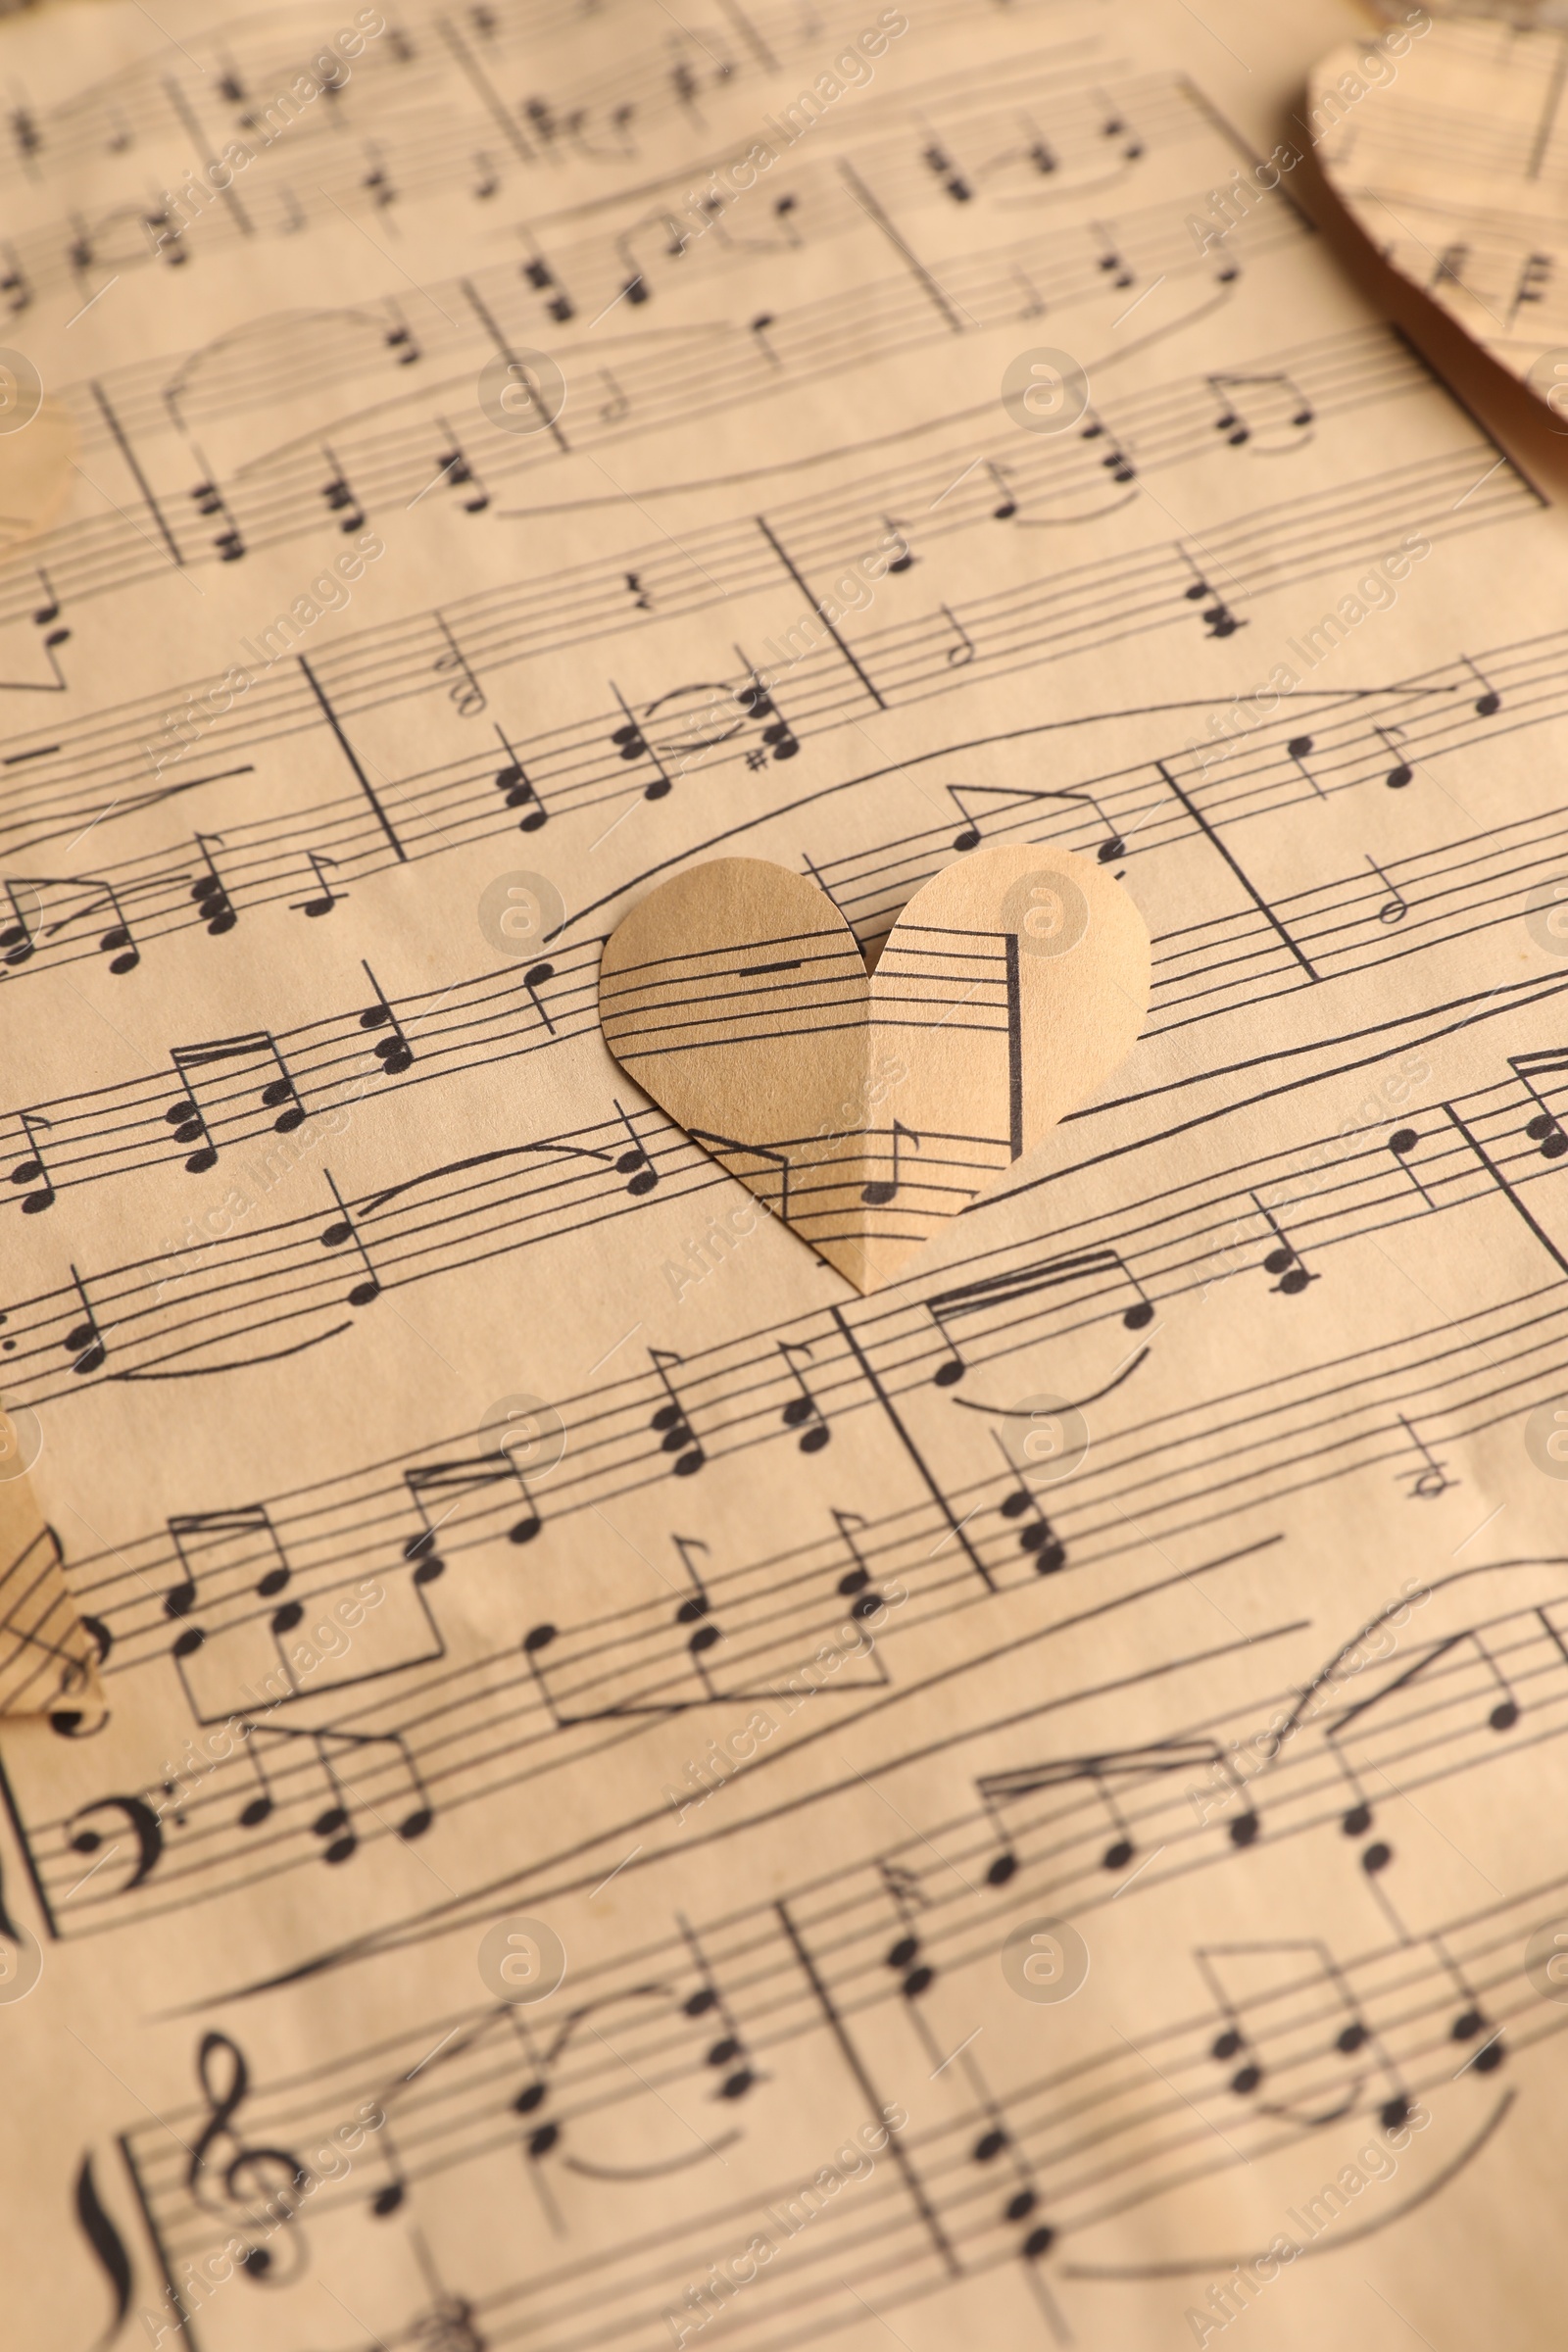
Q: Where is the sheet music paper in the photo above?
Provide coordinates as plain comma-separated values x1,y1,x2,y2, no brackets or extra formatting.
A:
2,2,1567,2348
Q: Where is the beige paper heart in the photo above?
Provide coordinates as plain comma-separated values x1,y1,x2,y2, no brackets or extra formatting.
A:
599,844,1151,1293
1311,19,1568,410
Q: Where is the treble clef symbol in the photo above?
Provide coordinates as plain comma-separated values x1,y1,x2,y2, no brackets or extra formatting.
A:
186,2032,309,2279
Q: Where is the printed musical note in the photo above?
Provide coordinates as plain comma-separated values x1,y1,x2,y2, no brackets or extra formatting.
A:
493,725,549,828
319,1171,382,1306
521,249,575,322
735,662,800,763
649,1348,704,1475
1177,546,1243,638
166,1033,306,1174
384,306,421,364
289,850,343,917
860,1119,921,1207
164,1506,294,1664
319,445,367,535
1285,733,1326,800
669,1533,730,1692
1250,1193,1316,1295
434,421,490,514
404,1449,544,1573
358,960,415,1073
1089,219,1133,288
882,519,914,571
1507,1049,1568,1160
978,1741,1241,1876
609,681,674,798
992,1430,1066,1572
1079,407,1136,483
1365,852,1407,924
926,1248,1156,1385
1509,250,1552,323
362,150,397,215
1387,1124,1438,1207
679,1915,759,2098
1394,1411,1455,1501
435,613,486,717
1207,368,1314,450
1374,722,1414,789
261,1725,435,1863
10,1109,53,1213
1463,652,1501,718
190,833,236,933
939,602,975,665
985,460,1017,520
921,136,971,202
65,1264,106,1375
612,1098,658,1193
777,1340,830,1451
189,461,245,563
0,241,31,315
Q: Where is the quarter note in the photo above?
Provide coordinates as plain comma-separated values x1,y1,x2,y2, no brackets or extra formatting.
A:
777,1340,830,1451
882,519,913,571
289,850,343,917
11,1108,54,1212
610,682,673,799
1387,1125,1438,1206
1286,734,1326,800
612,1099,657,1193
319,1170,381,1306
649,1348,704,1475
494,724,547,828
1079,407,1135,482
860,1118,920,1207
678,1916,757,2099
992,1432,1065,1572
1176,547,1243,638
524,961,557,1035
66,1264,106,1375
358,960,414,1073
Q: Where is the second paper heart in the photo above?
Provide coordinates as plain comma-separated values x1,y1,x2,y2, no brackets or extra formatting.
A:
599,844,1152,1294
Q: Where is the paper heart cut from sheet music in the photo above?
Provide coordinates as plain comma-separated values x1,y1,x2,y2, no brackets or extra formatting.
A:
1312,17,1568,410
600,844,1151,1294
